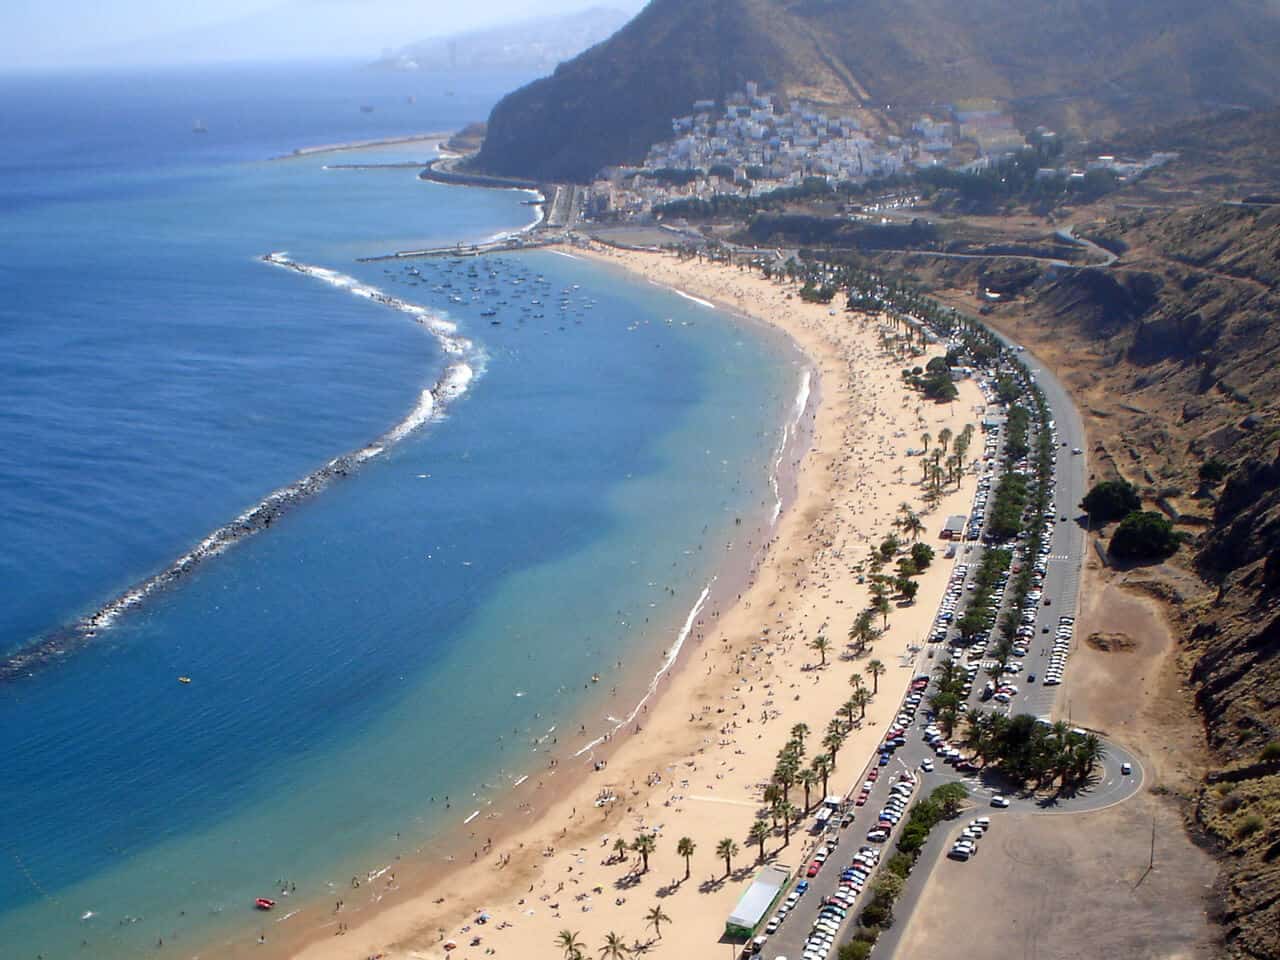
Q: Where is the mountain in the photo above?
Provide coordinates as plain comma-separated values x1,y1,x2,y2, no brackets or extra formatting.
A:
472,0,1280,182
372,7,639,73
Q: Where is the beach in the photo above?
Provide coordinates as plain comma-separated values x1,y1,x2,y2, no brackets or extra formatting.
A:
228,245,984,960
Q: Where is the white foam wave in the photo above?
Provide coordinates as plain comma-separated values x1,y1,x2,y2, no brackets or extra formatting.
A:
573,581,713,759
770,369,813,525
3,256,485,678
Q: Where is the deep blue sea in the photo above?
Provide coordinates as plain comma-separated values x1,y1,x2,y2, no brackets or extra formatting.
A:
0,62,800,958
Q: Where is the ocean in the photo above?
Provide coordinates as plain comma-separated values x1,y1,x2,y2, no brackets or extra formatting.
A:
0,62,801,957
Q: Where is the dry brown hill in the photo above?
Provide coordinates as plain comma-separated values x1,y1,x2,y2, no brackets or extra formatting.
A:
472,0,1280,182
937,202,1280,958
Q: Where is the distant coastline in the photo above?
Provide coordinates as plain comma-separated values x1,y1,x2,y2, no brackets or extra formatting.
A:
272,132,451,161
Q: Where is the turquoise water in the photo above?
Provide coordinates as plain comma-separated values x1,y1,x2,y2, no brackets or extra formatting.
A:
0,65,800,958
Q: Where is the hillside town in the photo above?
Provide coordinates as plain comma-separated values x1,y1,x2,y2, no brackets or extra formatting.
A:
584,82,1176,219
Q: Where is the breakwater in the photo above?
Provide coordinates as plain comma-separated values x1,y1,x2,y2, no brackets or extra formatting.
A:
0,256,479,683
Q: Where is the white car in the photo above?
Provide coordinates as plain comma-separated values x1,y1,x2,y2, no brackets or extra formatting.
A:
991,795,1010,808
920,758,935,772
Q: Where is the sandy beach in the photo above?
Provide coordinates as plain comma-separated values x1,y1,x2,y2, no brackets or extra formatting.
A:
249,246,983,960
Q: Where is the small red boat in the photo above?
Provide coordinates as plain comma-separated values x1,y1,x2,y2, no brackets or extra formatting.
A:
254,897,276,911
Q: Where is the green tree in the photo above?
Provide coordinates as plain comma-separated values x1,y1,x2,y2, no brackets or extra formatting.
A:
716,837,739,876
1081,479,1140,524
790,722,810,754
612,837,628,862
865,659,887,694
749,819,771,861
839,941,873,960
810,635,830,666
557,930,586,960
849,609,880,654
779,802,800,843
933,782,967,818
812,755,832,796
797,766,819,811
1110,511,1180,561
911,541,934,570
645,904,671,940
599,932,631,960
873,593,892,630
676,836,696,880
850,686,872,720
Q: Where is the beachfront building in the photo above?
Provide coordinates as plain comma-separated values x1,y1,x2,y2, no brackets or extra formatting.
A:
725,864,791,939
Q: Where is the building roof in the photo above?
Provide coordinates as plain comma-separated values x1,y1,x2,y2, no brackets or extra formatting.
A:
727,865,791,930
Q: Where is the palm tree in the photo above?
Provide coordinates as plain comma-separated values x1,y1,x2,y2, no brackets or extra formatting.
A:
645,904,671,940
797,767,819,812
748,820,771,861
790,722,810,752
557,930,586,960
780,802,800,843
811,755,832,797
865,659,887,695
901,511,925,541
599,932,631,960
676,836,696,880
612,837,628,863
716,837,739,876
921,432,931,453
822,728,844,765
1073,735,1105,783
631,832,656,873
810,635,830,667
840,696,859,728
849,609,878,655
773,758,798,804
873,593,892,630
938,427,953,454
851,686,872,720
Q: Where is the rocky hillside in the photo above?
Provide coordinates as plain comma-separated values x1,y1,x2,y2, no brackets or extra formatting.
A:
472,0,1280,182
912,202,1280,958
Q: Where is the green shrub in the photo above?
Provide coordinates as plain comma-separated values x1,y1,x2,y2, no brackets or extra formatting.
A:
1235,813,1265,839
1110,511,1181,562
1082,479,1141,523
885,852,914,878
838,941,873,960
1260,741,1280,762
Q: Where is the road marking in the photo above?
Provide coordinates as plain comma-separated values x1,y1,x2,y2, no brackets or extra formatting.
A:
687,795,757,807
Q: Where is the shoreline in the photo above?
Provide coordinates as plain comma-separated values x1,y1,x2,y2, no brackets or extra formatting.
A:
240,245,984,960
273,133,451,161
201,246,820,960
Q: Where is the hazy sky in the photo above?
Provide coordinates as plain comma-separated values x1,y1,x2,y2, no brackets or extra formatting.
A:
3,0,639,70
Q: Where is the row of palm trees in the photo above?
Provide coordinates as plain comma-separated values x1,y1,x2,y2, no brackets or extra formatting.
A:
556,908,671,960
611,830,748,883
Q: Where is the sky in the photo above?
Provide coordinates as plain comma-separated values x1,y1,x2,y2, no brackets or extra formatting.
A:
2,0,640,70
